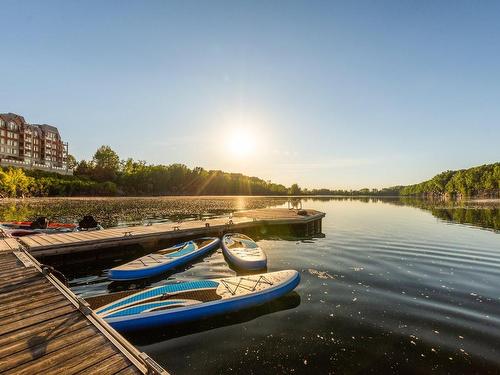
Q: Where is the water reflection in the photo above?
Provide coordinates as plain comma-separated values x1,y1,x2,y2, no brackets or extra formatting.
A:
398,197,500,232
0,196,497,232
36,196,499,374
297,196,499,232
126,292,301,345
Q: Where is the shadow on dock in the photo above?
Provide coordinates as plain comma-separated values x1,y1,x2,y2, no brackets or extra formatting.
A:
26,314,82,359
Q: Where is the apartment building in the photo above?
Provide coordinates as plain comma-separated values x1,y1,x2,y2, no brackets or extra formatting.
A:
0,113,70,174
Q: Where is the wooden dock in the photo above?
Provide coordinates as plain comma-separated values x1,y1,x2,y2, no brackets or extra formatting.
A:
0,239,168,374
19,208,325,258
0,208,324,373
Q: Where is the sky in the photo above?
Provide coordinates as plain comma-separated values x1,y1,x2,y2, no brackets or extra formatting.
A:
1,0,499,189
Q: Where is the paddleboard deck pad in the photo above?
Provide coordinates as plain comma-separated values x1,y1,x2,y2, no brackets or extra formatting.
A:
108,237,220,281
87,270,300,331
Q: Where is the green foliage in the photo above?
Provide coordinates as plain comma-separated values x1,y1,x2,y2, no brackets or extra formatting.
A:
66,154,77,170
2,144,497,199
0,166,106,197
93,145,120,171
288,183,302,195
0,168,33,198
91,145,121,182
400,163,500,197
0,145,288,197
301,186,403,196
114,165,288,196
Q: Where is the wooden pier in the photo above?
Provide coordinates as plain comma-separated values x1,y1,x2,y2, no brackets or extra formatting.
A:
19,208,325,259
0,239,168,375
0,208,324,373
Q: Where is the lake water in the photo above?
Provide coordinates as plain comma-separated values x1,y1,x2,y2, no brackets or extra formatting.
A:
2,197,499,374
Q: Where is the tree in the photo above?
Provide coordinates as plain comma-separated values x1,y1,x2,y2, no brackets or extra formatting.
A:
401,163,500,197
120,158,135,175
74,160,93,177
0,168,32,198
289,183,302,195
66,154,77,170
92,145,120,181
93,145,120,171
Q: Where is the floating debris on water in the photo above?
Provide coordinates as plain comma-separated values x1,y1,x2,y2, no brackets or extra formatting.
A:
307,269,335,279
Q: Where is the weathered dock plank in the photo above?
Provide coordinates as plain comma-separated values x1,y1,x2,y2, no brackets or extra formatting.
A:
0,238,21,252
0,247,167,374
19,208,325,257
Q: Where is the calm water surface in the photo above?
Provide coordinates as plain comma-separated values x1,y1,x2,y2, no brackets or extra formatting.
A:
2,197,499,374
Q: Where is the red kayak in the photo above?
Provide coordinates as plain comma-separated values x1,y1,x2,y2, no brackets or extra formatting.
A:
1,221,76,237
2,221,76,230
1,216,101,237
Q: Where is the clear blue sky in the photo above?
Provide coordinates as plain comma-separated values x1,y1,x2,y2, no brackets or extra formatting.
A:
1,0,499,189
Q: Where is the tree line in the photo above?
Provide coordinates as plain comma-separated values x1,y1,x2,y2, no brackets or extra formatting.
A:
399,163,500,198
0,146,291,198
0,145,497,198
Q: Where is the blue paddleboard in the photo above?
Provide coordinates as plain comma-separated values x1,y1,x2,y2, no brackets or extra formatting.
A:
89,269,300,332
108,237,220,281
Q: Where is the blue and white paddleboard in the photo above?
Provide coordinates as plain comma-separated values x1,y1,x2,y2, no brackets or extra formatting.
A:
89,270,300,332
222,233,267,270
108,237,220,281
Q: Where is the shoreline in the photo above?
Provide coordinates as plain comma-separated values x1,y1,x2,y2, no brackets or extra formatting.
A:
0,195,498,202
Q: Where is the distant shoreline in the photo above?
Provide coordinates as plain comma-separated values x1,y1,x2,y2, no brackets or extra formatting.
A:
0,149,498,200
0,195,498,202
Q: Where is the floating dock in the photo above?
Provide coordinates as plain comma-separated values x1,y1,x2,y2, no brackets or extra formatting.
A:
0,239,168,375
0,207,324,373
19,208,325,259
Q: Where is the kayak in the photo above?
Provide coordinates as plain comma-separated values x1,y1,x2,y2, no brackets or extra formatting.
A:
4,226,104,237
1,216,102,237
108,237,220,281
222,233,267,270
1,221,77,237
1,222,102,237
87,269,300,332
0,221,76,230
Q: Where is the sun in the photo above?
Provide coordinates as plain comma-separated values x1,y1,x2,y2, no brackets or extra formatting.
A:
226,128,257,157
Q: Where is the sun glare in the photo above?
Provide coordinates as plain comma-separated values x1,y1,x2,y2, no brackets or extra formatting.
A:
226,128,257,157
